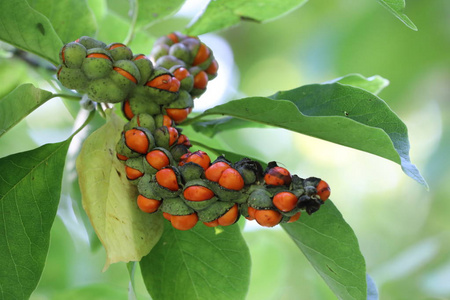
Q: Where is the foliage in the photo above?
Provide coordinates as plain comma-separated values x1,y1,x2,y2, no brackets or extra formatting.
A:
0,0,437,299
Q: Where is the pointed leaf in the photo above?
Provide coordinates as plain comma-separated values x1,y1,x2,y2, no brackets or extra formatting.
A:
0,141,71,300
0,0,63,66
193,83,426,186
376,0,417,31
187,0,308,35
76,111,163,270
0,84,53,137
29,0,97,43
327,74,390,95
281,201,367,300
141,222,251,300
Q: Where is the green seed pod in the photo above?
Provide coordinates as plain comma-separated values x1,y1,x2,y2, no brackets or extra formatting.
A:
166,90,193,109
169,43,192,64
233,158,264,185
149,180,181,199
110,60,140,92
169,65,194,92
57,66,89,91
137,174,162,200
115,133,143,159
59,42,87,69
144,67,179,105
208,181,247,204
181,179,218,211
107,43,133,61
170,144,190,162
76,36,107,49
81,48,113,80
123,113,156,132
132,54,154,85
239,202,251,218
128,91,162,116
150,43,170,62
197,201,235,223
87,77,127,103
155,55,186,70
181,37,201,64
179,162,204,182
160,197,194,216
153,126,178,149
248,188,274,209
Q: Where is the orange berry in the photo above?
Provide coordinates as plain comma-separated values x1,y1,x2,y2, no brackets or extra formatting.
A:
205,162,231,182
183,186,214,201
137,195,161,213
146,150,170,170
108,43,126,50
273,191,298,212
217,204,239,226
177,134,192,147
146,74,172,90
167,32,179,44
122,100,134,120
168,126,179,146
264,166,292,186
255,209,282,227
193,43,210,66
193,71,208,89
125,129,149,154
171,213,198,230
179,150,210,170
206,59,218,75
246,206,257,220
133,54,146,60
203,220,219,227
86,53,110,60
125,166,143,180
316,180,331,201
163,212,172,221
168,77,180,92
163,115,173,127
218,168,245,190
155,168,179,191
113,66,137,84
288,212,301,223
165,108,190,124
173,67,190,81
116,153,128,161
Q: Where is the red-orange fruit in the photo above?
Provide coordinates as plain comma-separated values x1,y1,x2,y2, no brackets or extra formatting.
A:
116,153,128,161
137,195,161,213
177,134,192,147
113,67,137,84
193,43,210,66
125,166,143,180
146,150,170,170
173,67,190,81
167,32,179,44
264,166,292,186
163,212,172,221
133,54,146,60
183,186,215,202
122,100,134,120
168,77,180,92
171,213,198,230
254,209,282,227
108,43,126,50
155,168,179,191
246,206,257,220
217,204,239,226
125,129,149,154
168,126,179,146
193,71,208,89
206,59,218,75
179,150,210,170
204,162,231,182
218,168,244,190
288,212,301,223
203,220,219,227
86,53,110,60
272,191,298,212
146,74,172,90
316,180,331,201
163,115,173,127
165,108,190,124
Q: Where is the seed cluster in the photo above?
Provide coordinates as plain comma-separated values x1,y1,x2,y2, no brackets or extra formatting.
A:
58,33,330,231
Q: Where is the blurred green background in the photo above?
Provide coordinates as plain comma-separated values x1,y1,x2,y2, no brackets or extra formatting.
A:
1,0,449,299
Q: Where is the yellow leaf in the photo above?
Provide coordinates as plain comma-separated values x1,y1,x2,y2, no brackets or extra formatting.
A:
76,110,163,270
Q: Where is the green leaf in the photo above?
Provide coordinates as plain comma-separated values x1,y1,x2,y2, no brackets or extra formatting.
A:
281,201,367,300
376,0,417,31
28,0,97,43
187,0,308,35
52,284,129,300
136,0,185,28
328,74,390,95
0,140,71,300
140,222,251,300
0,0,63,66
193,83,426,186
76,110,163,270
0,84,53,138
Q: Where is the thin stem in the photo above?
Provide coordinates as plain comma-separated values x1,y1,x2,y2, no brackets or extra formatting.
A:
123,0,139,45
71,109,96,138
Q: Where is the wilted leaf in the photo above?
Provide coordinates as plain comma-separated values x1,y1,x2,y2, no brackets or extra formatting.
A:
282,201,367,300
141,222,251,300
76,110,163,270
0,141,71,300
0,84,53,137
